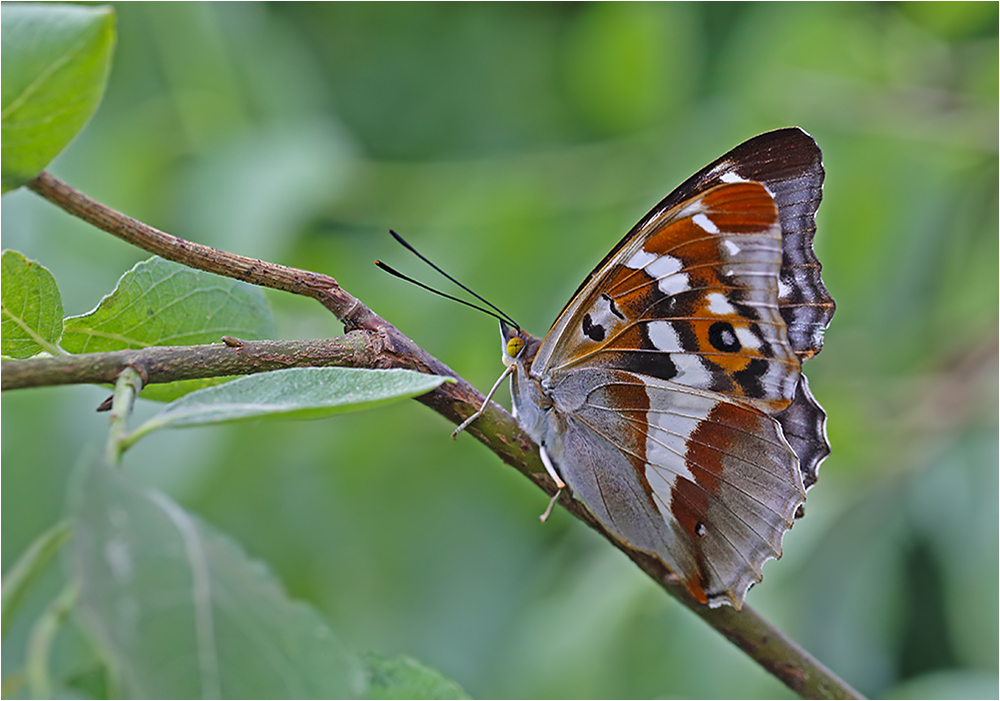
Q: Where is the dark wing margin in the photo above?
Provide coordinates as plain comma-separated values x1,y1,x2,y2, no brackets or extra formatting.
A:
774,374,829,516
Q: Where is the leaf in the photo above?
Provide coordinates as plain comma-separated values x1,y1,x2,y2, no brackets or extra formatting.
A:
139,375,240,404
1,521,73,640
61,256,277,353
362,653,469,700
71,457,366,698
129,367,449,442
0,250,64,358
1,3,116,193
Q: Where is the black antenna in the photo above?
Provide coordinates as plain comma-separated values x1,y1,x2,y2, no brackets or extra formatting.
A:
375,260,519,329
376,229,520,330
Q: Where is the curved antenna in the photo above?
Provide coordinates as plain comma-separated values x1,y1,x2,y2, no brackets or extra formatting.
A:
377,229,520,329
375,260,519,330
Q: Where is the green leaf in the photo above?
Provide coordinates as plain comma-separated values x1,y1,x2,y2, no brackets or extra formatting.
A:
0,250,64,358
362,653,469,700
1,3,116,193
61,256,277,353
140,375,240,404
129,367,449,443
71,457,366,698
1,521,73,640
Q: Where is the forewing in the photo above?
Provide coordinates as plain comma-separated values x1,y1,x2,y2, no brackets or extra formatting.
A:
535,180,800,413
554,127,832,362
549,368,804,609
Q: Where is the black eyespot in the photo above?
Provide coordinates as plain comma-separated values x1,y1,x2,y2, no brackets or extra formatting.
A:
695,522,707,537
708,321,741,352
582,313,606,342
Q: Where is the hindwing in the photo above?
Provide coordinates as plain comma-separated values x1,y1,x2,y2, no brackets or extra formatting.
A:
545,368,805,608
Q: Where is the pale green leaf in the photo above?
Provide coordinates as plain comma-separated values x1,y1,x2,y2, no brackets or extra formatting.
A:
1,3,116,193
130,367,448,442
61,256,277,353
362,653,469,700
1,521,73,640
71,458,365,698
0,249,64,357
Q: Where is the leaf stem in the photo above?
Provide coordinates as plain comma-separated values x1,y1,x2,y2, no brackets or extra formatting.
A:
106,366,143,465
25,583,79,700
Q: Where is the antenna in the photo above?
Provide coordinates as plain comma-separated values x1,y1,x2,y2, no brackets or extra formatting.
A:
376,229,520,330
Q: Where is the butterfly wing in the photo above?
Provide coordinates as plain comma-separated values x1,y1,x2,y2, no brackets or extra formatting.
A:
555,127,832,362
544,368,804,608
519,130,833,607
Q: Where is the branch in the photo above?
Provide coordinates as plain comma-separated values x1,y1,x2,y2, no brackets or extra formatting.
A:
1,335,382,391
22,171,862,700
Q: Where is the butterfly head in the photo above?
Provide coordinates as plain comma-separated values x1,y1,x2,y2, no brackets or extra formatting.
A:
500,320,539,369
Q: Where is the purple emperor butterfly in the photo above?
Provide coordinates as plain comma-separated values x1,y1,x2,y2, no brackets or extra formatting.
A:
431,128,833,609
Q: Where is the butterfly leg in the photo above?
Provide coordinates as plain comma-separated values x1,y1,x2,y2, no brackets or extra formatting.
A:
539,488,563,523
538,445,566,490
537,446,566,522
451,364,515,439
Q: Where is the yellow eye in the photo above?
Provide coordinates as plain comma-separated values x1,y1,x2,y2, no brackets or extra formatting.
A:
506,336,525,358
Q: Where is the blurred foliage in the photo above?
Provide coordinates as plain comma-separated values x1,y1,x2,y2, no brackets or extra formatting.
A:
2,2,997,698
71,456,364,698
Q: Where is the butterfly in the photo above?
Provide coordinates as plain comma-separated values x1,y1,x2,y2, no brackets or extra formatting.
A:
451,128,835,610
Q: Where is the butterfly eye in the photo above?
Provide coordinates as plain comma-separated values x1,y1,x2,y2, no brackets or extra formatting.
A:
506,336,525,358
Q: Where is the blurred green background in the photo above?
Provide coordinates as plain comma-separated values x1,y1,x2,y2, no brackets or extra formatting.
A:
3,2,997,698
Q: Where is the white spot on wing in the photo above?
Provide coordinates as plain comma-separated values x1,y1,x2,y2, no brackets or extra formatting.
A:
643,407,703,521
706,292,735,315
734,325,761,350
645,254,681,279
659,274,689,296
645,255,689,295
720,172,748,183
718,326,738,348
647,320,683,351
723,240,741,256
672,354,713,389
693,213,719,234
626,249,657,269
